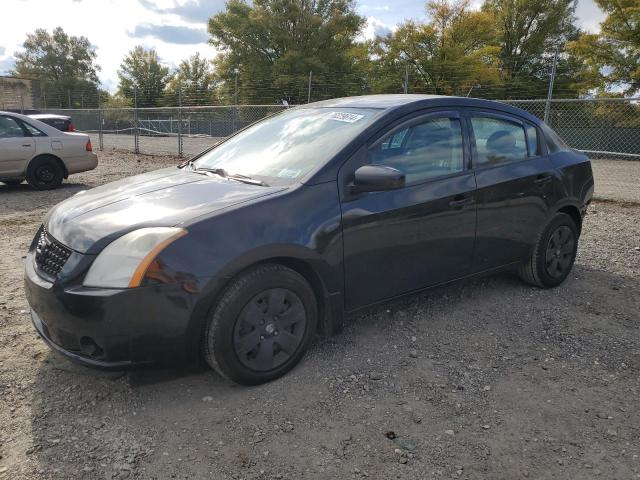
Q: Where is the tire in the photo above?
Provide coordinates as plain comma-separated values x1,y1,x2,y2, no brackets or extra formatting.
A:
518,212,579,288
203,263,318,385
26,156,64,190
1,179,23,186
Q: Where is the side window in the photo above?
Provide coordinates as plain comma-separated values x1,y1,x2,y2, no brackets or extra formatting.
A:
525,123,540,157
369,116,464,184
471,116,528,166
0,116,26,139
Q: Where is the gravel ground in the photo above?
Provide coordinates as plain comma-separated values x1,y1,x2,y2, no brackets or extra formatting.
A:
1,151,639,480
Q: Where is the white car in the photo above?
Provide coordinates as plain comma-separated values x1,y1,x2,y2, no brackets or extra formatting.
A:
0,111,98,189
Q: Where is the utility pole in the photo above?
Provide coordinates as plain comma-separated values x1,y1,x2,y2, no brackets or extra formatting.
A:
307,71,313,103
234,68,239,106
178,88,183,157
544,46,559,124
233,68,239,133
403,64,409,94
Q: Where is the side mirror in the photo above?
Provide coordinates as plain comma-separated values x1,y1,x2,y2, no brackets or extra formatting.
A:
351,165,405,193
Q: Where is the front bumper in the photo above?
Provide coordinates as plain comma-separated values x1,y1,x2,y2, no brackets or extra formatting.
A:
24,251,203,369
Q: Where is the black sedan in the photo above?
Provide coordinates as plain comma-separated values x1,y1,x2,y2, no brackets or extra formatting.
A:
24,95,594,385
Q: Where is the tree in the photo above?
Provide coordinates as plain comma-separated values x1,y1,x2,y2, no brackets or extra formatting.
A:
13,27,100,108
165,53,217,105
208,0,365,104
372,0,502,96
568,0,639,96
482,0,579,98
117,46,170,107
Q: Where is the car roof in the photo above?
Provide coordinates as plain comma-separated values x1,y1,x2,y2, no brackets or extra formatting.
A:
29,113,71,120
0,110,70,136
305,94,542,125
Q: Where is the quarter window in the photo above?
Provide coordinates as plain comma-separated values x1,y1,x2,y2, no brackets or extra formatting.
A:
370,117,464,183
0,116,26,139
525,123,540,157
20,120,46,137
471,116,528,166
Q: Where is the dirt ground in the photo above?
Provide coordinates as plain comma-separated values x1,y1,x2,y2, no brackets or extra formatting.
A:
0,151,639,480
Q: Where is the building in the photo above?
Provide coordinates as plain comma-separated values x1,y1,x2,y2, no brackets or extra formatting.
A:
0,76,39,111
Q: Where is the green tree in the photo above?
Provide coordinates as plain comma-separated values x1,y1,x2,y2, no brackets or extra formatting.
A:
568,0,639,95
117,46,170,107
482,0,579,98
165,53,216,105
208,0,365,104
12,27,100,108
371,0,502,96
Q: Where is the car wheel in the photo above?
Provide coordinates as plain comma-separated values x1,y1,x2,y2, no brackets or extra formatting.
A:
1,179,23,186
203,263,318,385
26,156,64,190
518,212,579,288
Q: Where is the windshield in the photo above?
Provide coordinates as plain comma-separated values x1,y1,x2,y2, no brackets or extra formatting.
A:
192,107,380,185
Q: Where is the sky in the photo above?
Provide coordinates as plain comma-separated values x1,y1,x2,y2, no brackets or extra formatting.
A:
0,0,606,92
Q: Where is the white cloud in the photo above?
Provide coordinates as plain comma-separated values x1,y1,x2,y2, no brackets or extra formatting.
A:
0,0,217,91
361,16,395,41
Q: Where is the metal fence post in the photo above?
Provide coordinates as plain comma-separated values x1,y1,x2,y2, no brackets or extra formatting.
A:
544,46,559,124
97,92,104,151
134,88,139,154
178,89,183,157
308,71,313,103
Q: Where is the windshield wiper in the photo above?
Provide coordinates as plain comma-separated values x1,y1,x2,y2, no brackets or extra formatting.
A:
193,166,269,186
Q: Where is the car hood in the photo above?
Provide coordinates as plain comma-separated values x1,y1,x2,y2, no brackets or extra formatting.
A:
45,167,285,254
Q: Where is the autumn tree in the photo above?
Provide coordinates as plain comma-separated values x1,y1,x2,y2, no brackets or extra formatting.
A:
482,0,580,97
208,0,365,104
165,53,217,105
13,27,100,107
117,46,170,107
371,0,501,96
568,0,639,95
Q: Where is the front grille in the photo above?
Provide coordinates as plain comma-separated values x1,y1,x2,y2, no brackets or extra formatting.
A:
35,228,72,277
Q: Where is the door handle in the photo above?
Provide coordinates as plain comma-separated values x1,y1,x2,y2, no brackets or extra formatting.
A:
22,143,32,147
534,175,552,186
449,196,474,208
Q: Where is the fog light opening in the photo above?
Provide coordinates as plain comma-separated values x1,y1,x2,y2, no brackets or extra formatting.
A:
79,336,104,359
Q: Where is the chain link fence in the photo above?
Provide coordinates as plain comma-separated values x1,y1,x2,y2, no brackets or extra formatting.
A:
37,98,639,202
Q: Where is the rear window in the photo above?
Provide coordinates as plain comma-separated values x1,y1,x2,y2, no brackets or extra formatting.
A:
40,118,69,131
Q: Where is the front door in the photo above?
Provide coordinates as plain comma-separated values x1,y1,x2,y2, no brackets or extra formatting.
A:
340,111,477,310
0,115,35,177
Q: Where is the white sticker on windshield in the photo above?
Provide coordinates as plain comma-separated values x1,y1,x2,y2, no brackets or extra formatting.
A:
327,111,364,123
278,168,302,179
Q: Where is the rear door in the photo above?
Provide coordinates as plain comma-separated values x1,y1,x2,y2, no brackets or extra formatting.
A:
0,115,35,177
340,110,477,309
466,109,555,271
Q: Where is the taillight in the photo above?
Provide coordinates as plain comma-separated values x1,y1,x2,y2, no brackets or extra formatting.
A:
68,122,75,132
86,139,93,152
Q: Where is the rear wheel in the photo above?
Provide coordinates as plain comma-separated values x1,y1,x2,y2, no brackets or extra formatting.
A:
1,179,23,186
203,264,317,385
519,212,579,288
26,156,64,190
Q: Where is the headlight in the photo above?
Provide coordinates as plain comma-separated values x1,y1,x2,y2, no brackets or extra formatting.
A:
83,227,187,288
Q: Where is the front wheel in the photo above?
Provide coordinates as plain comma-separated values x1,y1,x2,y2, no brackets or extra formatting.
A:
519,212,579,288
203,264,317,385
26,156,64,190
